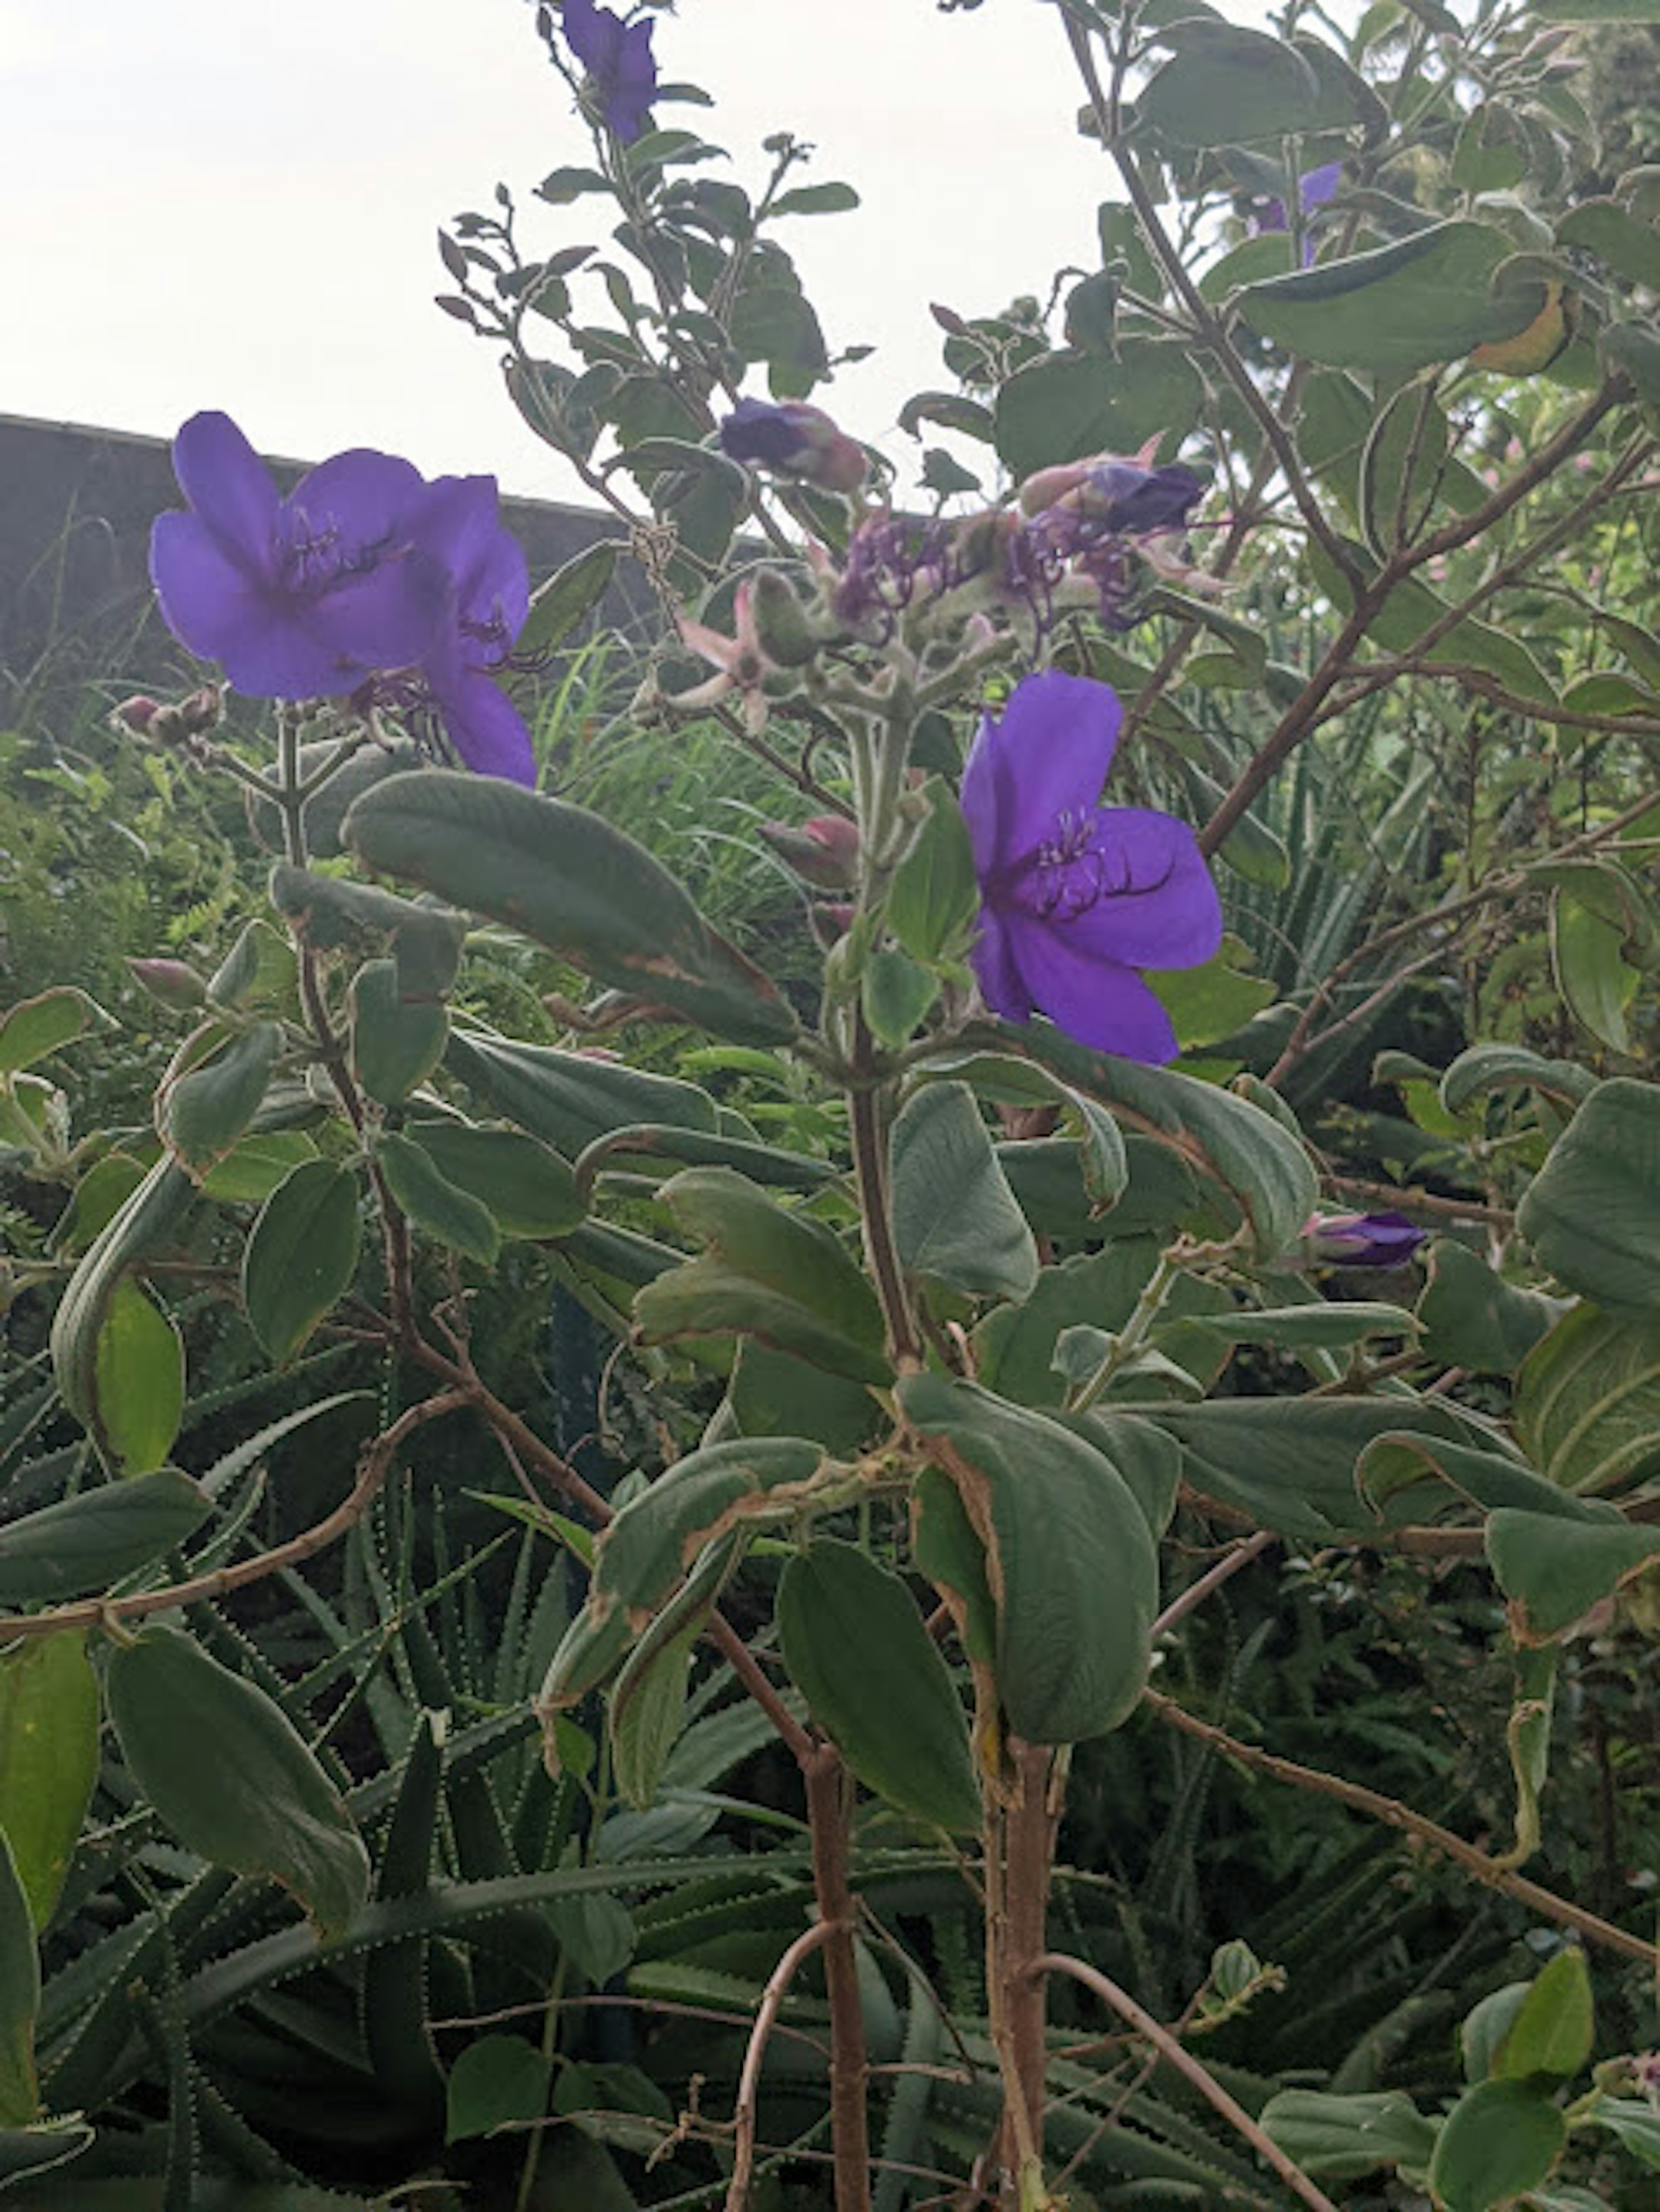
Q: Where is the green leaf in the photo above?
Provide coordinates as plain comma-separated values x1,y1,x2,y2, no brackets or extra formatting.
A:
778,1540,981,1832
921,1051,1127,1213
206,917,298,1010
993,342,1202,476
406,1120,584,1239
242,1159,363,1364
1137,22,1325,145
887,780,978,963
447,1028,718,1155
0,1833,38,2126
1260,2089,1437,2180
268,861,465,1000
1427,2078,1566,2211
609,1620,698,1812
377,1131,500,1265
89,1279,184,1478
996,1024,1316,1255
1440,1042,1593,1114
539,1438,828,1707
1551,892,1638,1051
1492,1949,1594,2080
1182,1301,1416,1349
635,1168,888,1382
1589,2098,1660,2169
0,988,113,1077
771,180,860,215
348,958,449,1106
1519,1081,1660,1315
728,1342,878,1456
200,1129,320,1207
346,773,796,1045
518,539,619,657
1557,196,1660,289
50,1159,196,1467
1462,1982,1531,2081
1417,1238,1559,1373
898,1375,1159,1743
107,1624,370,1939
1146,935,1277,1050
1240,222,1545,376
1487,1508,1660,1638
1516,1301,1660,1494
0,1635,98,1931
1601,317,1660,402
889,1083,1038,1302
0,1467,213,1606
0,2116,95,2188
159,1021,282,1178
862,948,939,1047
446,2034,551,2143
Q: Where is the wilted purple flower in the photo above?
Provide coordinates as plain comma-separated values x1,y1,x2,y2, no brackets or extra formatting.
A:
831,511,961,629
149,412,534,784
1008,451,1205,632
150,412,449,701
560,0,657,143
718,399,866,494
1305,1210,1427,1266
1018,455,1204,535
962,671,1222,1061
1254,162,1343,263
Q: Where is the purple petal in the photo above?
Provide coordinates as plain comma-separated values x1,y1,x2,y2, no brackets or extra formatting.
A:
969,906,1034,1025
286,447,429,549
1025,806,1222,971
148,511,323,691
1001,918,1181,1061
1301,162,1343,210
431,672,536,785
298,555,451,686
415,474,530,668
967,672,1123,868
169,412,280,570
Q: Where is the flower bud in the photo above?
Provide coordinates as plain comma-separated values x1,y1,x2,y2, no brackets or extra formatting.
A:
748,568,821,668
1304,1210,1426,1267
718,399,866,494
809,901,856,949
127,958,208,1010
111,695,163,737
760,814,861,889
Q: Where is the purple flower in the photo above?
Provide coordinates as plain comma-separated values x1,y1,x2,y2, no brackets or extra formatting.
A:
718,399,866,494
561,0,657,143
962,671,1222,1061
408,474,534,785
1305,1211,1427,1266
1254,162,1343,264
150,412,449,701
149,412,535,784
1011,455,1205,631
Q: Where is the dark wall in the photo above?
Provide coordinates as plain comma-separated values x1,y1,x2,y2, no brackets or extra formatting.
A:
0,412,655,721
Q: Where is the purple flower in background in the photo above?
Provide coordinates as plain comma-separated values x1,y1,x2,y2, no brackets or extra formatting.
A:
1254,162,1343,264
561,0,657,143
149,412,534,784
1306,1210,1427,1266
718,399,867,494
149,412,449,701
1018,455,1204,536
962,671,1222,1061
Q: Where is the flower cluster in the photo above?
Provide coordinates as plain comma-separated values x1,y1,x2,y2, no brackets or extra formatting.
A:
149,412,534,785
964,672,1222,1062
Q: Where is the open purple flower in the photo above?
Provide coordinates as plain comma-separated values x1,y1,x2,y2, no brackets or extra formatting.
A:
150,412,448,701
1306,1210,1427,1266
561,0,657,143
408,474,534,785
150,412,535,784
962,671,1222,1062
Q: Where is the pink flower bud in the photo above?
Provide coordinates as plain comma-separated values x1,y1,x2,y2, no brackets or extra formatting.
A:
111,695,163,736
760,813,861,888
127,957,208,1009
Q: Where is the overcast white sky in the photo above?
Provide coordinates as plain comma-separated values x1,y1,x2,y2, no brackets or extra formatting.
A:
0,0,1183,501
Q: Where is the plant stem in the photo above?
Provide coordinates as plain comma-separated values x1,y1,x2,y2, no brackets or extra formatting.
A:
1032,1952,1340,2212
726,1921,837,2212
801,1743,873,2212
986,1741,1059,2205
848,1018,923,1372
1144,1689,1660,1969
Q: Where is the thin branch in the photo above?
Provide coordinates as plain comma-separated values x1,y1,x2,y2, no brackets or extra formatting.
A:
726,1920,838,2212
1144,1689,1660,1970
1031,1952,1339,2212
0,1392,467,1645
1149,1532,1277,1641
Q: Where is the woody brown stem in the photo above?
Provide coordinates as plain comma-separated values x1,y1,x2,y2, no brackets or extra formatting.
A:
802,1743,872,2212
